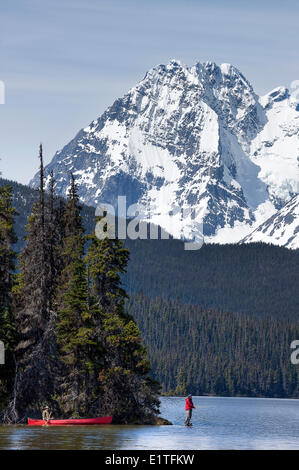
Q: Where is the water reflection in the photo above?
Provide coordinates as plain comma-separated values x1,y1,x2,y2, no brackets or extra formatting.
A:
0,397,298,450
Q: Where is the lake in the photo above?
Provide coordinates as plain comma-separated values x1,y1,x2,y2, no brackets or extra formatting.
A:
0,396,298,450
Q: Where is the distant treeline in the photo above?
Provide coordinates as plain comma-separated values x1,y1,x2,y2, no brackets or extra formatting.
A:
124,238,299,321
128,293,299,398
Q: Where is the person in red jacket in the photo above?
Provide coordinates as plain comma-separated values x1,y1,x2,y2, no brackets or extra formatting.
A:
185,394,196,426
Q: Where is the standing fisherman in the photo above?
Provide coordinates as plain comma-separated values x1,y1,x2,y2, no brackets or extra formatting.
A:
185,394,195,426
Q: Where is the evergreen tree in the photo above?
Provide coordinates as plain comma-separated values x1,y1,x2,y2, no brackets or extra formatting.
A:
15,145,52,336
0,184,17,411
8,145,61,422
85,233,160,423
56,174,100,416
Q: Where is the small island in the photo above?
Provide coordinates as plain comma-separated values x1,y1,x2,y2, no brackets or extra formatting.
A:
0,146,166,425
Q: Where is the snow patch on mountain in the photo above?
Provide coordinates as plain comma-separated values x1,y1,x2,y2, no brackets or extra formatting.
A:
242,195,299,249
251,87,299,208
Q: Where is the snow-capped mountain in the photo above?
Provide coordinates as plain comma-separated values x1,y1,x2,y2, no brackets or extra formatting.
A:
30,60,299,244
242,194,299,249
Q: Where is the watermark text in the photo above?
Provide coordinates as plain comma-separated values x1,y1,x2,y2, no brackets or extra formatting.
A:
95,196,204,250
290,340,299,365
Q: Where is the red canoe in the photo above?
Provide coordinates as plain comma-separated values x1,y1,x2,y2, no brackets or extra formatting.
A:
28,416,112,426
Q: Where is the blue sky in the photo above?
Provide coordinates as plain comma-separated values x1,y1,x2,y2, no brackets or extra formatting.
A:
0,0,298,183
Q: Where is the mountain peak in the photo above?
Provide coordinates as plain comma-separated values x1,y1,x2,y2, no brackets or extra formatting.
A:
167,58,184,67
30,60,299,248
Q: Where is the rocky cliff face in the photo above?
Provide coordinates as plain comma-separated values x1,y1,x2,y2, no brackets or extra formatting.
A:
30,60,299,245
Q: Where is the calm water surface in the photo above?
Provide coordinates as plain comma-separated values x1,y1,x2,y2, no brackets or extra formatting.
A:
0,396,298,450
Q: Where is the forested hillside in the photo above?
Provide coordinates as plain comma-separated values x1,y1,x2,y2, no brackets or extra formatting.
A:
128,293,299,398
124,238,299,321
1,177,298,322
1,176,298,401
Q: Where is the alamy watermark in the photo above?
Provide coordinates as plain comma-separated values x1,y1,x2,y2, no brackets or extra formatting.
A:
95,196,204,250
0,341,5,365
0,80,5,104
290,340,299,365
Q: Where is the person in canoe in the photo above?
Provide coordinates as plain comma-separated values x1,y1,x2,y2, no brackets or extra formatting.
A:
42,406,52,424
185,394,195,426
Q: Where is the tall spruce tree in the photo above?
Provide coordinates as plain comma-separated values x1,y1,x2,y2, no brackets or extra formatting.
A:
56,174,100,416
8,145,61,422
15,145,50,335
85,232,160,423
0,184,17,411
